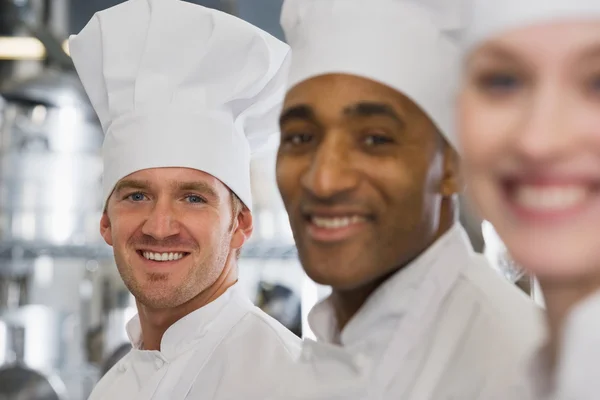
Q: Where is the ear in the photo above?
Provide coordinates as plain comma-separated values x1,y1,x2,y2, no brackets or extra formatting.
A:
100,211,113,246
440,143,462,197
230,207,253,251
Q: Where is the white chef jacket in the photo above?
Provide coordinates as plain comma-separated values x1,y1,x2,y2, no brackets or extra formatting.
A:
513,289,600,400
488,289,600,400
270,224,546,400
553,290,600,400
88,284,301,400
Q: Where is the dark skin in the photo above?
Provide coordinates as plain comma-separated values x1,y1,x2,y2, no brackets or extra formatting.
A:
276,74,460,332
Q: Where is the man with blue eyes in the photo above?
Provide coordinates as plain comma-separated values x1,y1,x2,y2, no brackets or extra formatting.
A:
270,0,546,399
68,1,300,399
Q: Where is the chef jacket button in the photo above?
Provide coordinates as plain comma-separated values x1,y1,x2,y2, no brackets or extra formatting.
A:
154,357,164,369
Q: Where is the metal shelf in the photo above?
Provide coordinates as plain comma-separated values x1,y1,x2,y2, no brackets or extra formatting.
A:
0,240,298,261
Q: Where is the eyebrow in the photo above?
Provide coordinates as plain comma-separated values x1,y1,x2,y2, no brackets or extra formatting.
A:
113,179,151,194
113,179,220,200
342,101,405,128
279,102,405,128
279,105,318,126
174,181,220,200
466,44,528,70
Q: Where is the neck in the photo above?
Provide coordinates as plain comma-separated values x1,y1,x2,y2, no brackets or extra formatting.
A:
137,255,239,351
331,203,455,333
539,277,600,372
330,274,390,335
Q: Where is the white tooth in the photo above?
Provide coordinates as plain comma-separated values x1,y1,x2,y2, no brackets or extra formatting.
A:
168,253,174,261
313,216,364,229
516,185,587,210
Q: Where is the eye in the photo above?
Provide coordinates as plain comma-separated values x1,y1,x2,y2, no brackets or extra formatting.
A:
587,74,600,96
476,72,522,94
282,133,313,146
185,195,206,204
364,132,393,146
126,192,147,202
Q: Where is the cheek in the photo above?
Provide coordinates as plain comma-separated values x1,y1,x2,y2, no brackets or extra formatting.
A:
457,95,508,167
457,95,510,218
275,158,302,202
184,214,226,242
576,107,600,146
109,216,138,245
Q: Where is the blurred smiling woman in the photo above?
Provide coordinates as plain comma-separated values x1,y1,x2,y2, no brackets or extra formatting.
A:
458,1,600,399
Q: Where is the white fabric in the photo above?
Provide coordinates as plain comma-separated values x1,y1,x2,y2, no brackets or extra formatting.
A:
462,0,600,54
490,291,600,400
552,290,600,400
88,284,301,400
69,0,291,210
280,0,464,148
269,224,546,399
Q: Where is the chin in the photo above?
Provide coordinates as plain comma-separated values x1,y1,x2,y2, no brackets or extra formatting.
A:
301,261,381,291
506,235,600,285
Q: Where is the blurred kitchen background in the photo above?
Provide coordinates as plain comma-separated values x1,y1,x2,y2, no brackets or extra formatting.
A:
0,0,538,398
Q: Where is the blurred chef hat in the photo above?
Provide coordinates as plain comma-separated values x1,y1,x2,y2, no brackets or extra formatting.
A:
69,0,291,210
462,0,600,54
281,0,464,149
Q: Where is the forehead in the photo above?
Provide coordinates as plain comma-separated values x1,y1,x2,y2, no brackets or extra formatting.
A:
470,20,600,67
283,73,422,120
114,167,229,196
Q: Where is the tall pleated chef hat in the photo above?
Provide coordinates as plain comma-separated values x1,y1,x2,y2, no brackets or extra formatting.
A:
281,0,464,149
69,0,291,211
462,0,600,54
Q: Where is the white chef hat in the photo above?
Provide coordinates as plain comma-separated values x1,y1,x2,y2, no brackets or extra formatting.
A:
462,0,600,54
281,0,464,149
69,0,291,211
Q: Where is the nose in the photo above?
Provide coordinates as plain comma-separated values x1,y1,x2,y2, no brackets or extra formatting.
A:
300,133,359,199
514,85,577,161
141,199,181,240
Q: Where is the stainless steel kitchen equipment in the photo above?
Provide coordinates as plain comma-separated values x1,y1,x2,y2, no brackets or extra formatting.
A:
0,67,109,399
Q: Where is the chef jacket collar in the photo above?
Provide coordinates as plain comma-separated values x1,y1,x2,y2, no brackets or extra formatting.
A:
126,282,241,360
308,223,470,347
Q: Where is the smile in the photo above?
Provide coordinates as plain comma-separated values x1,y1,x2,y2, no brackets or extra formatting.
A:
503,180,600,222
139,251,189,262
311,215,366,229
305,214,369,243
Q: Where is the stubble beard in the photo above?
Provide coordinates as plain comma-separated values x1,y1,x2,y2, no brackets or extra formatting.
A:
116,231,232,310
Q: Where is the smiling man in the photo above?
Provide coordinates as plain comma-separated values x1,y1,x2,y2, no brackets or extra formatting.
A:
272,0,546,399
69,0,300,399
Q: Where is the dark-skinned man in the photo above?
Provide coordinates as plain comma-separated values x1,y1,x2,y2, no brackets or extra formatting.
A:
270,0,546,399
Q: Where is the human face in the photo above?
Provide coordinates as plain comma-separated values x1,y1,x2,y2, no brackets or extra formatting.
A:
100,167,251,309
459,20,600,281
277,74,457,290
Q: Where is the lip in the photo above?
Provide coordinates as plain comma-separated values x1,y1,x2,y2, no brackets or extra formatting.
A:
136,248,193,253
135,250,191,269
500,178,600,223
301,206,373,218
301,216,371,244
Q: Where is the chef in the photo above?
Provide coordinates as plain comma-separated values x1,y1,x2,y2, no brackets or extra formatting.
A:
69,0,301,399
458,1,600,399
271,0,546,398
